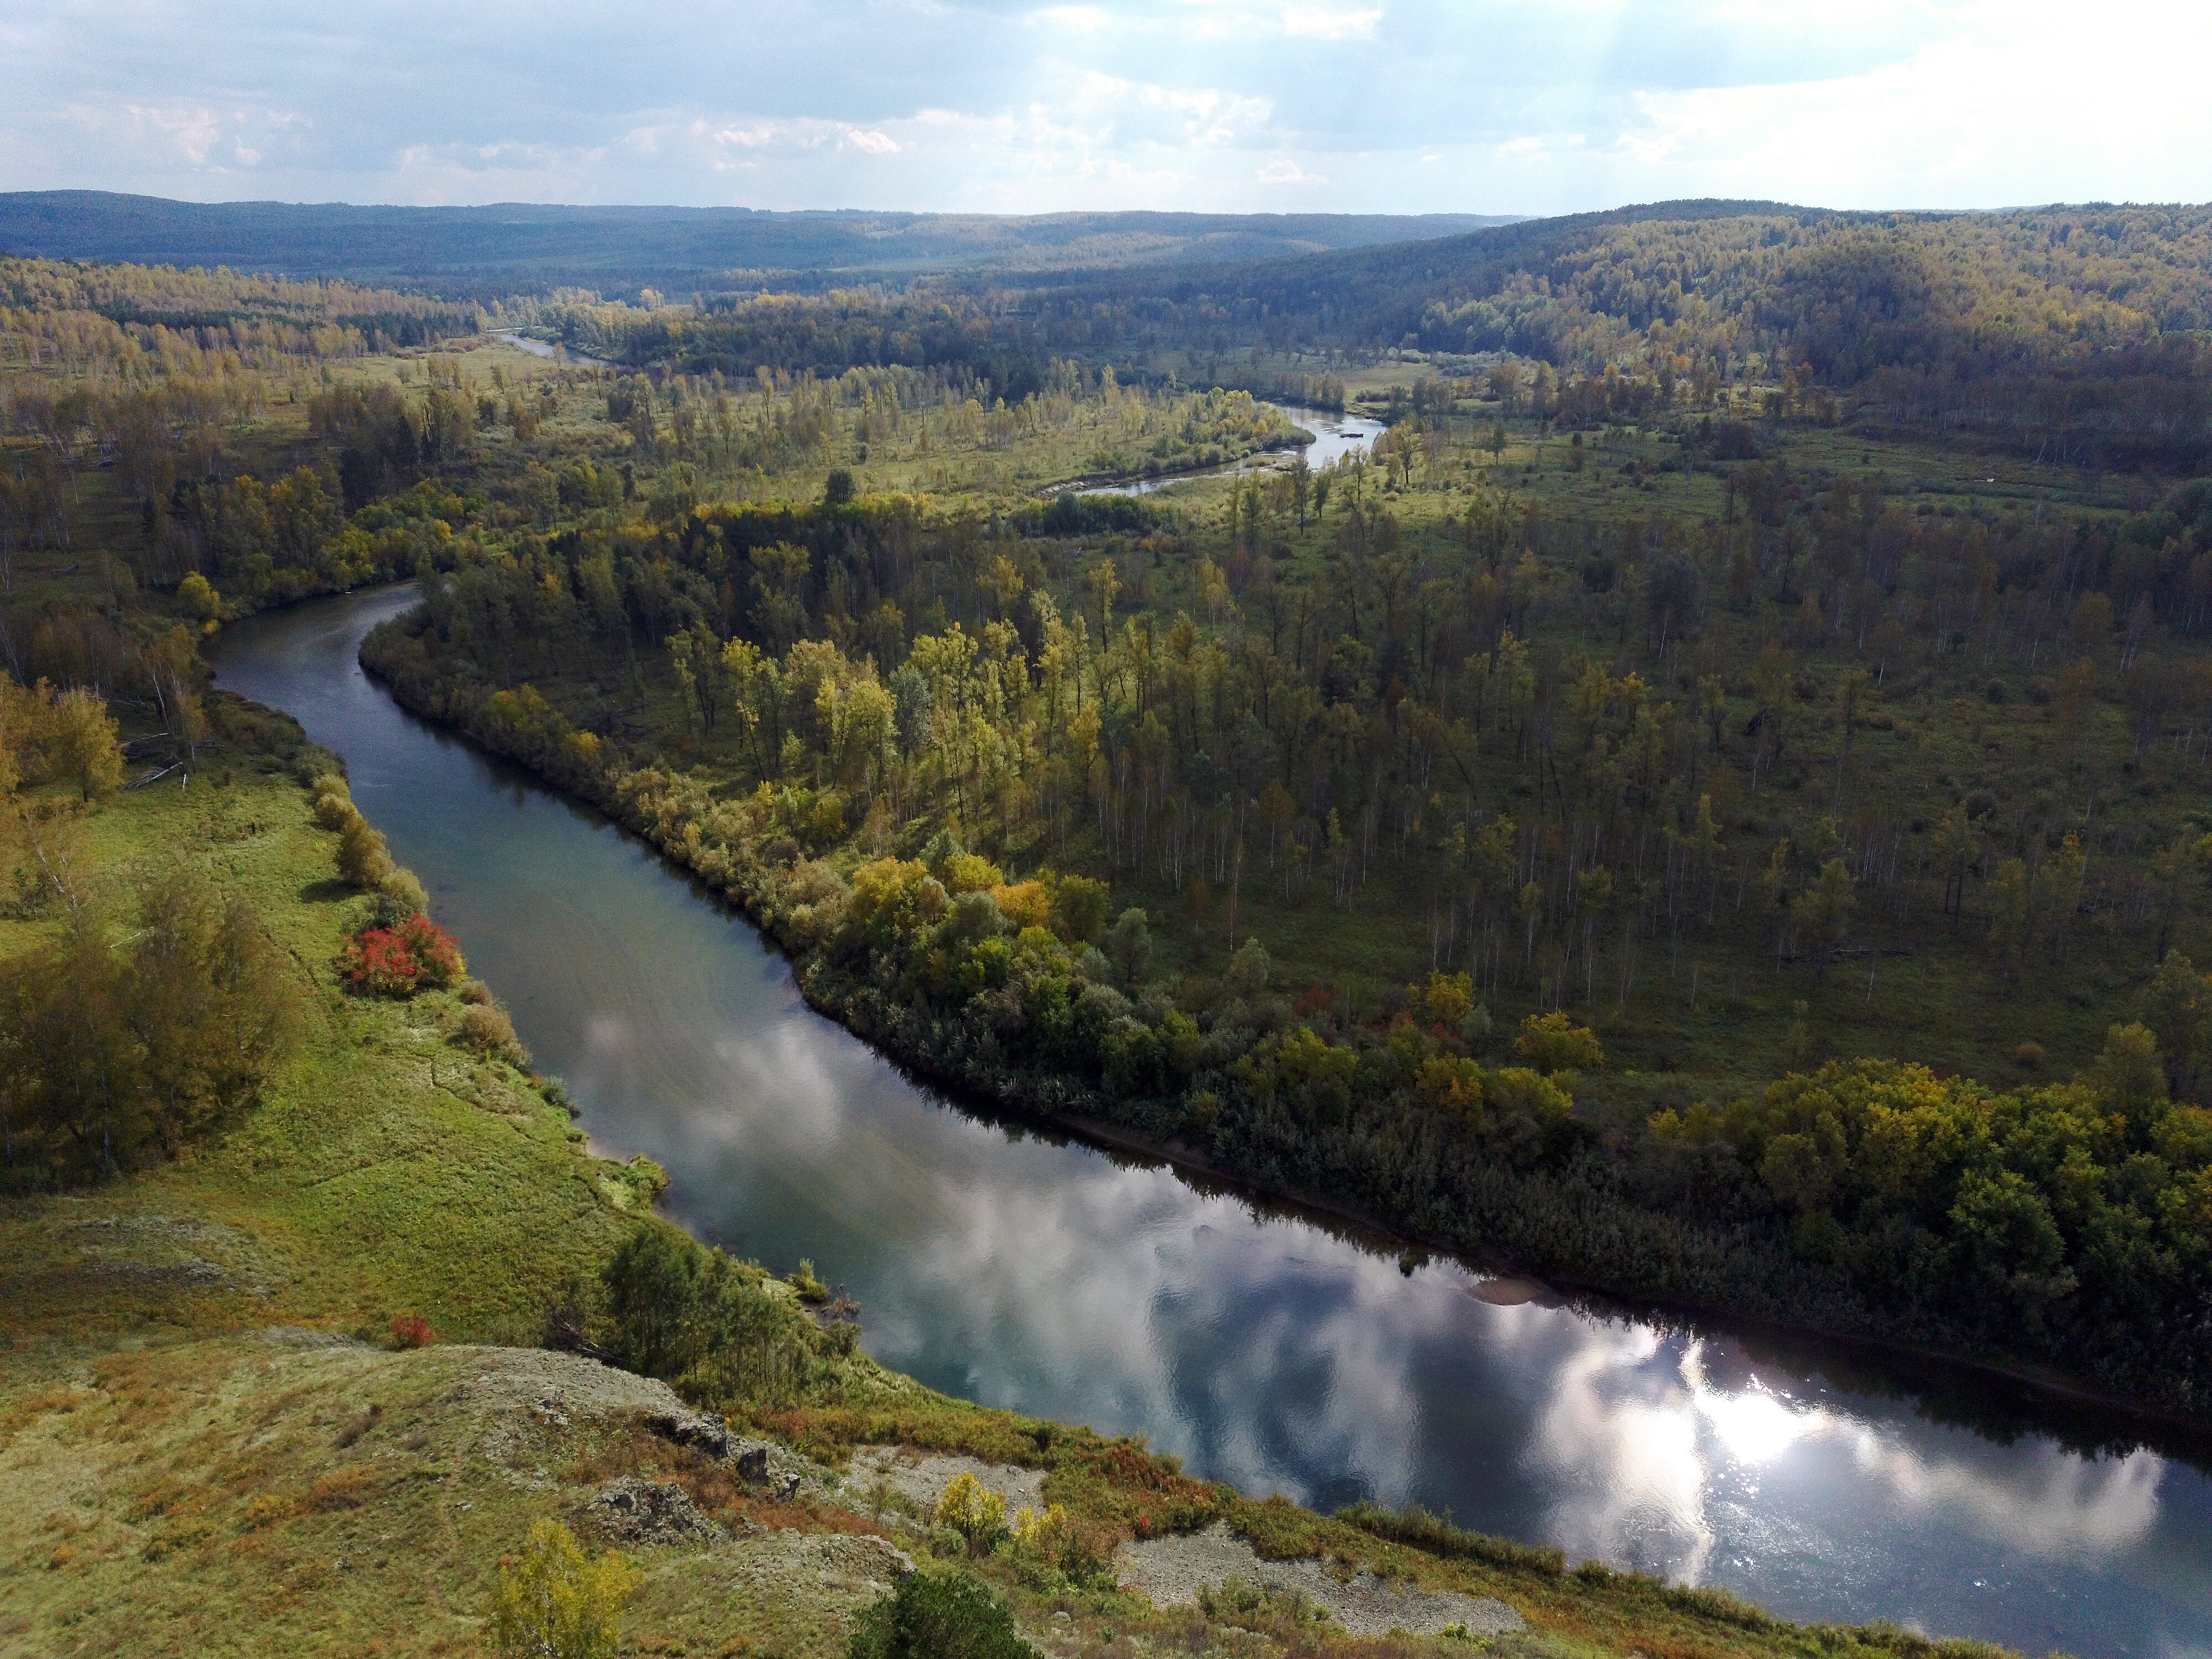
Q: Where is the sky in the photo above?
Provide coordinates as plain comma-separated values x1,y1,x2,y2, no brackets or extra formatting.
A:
2,0,2208,216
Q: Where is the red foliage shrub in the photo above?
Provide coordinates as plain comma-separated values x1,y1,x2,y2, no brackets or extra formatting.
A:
338,913,466,996
389,1314,435,1349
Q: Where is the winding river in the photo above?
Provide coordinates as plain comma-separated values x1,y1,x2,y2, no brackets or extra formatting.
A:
211,586,2212,1659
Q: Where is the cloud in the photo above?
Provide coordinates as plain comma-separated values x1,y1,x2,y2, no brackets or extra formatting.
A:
0,0,2204,211
1281,4,1383,39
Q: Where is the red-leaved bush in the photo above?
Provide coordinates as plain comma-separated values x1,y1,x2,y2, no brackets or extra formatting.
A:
389,1314,435,1349
338,912,466,996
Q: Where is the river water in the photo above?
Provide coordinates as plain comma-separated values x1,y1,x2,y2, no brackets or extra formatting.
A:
1082,404,1383,497
210,586,2212,1659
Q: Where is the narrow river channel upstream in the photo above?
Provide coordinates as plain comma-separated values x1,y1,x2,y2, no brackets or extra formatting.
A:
211,585,2212,1659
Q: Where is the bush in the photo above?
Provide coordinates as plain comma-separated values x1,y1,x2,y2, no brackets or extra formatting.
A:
338,912,466,996
378,865,429,914
848,1571,1039,1659
933,1472,1008,1555
336,812,395,888
461,1000,530,1065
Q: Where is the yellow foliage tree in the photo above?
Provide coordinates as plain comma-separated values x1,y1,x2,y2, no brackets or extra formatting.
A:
933,1471,1008,1554
50,687,123,802
488,1519,640,1659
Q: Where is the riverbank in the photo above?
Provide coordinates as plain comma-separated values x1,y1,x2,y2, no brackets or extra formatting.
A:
0,684,2017,1659
1035,428,1312,497
349,596,2212,1452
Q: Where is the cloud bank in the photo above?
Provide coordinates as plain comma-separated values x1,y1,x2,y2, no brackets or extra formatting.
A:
4,3,2203,235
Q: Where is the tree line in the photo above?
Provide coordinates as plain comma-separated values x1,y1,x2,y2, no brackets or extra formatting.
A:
358,447,2212,1413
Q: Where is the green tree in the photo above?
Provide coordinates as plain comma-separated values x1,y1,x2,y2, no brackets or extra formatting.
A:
1515,1011,1601,1074
848,1571,1039,1659
177,571,222,621
1104,907,1151,990
1796,858,1856,979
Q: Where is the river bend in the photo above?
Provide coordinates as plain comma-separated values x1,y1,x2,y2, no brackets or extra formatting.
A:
211,586,2212,1659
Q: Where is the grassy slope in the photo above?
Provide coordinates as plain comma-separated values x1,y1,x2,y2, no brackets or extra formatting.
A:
0,734,632,1350
0,697,2017,1659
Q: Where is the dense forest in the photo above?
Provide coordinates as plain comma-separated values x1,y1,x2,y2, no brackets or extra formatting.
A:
535,201,2212,471
0,192,1510,298
13,212,2212,1420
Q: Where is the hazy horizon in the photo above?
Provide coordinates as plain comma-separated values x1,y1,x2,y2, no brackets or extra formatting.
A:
3,2,2205,217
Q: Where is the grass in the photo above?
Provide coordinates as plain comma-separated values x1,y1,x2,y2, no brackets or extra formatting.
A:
0,714,634,1352
0,1329,2017,1659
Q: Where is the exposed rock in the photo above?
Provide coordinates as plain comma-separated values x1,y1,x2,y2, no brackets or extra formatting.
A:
644,1406,731,1459
733,1437,808,1501
587,1475,726,1545
1117,1522,1525,1639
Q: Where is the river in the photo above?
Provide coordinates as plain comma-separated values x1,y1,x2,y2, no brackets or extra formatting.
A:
1080,404,1383,497
210,585,2212,1659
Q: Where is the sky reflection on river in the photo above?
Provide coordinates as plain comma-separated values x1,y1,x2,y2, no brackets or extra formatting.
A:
210,586,2212,1658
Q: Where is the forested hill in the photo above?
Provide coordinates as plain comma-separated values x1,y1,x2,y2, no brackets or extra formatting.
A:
1003,197,2212,358
0,191,1515,298
988,199,2212,470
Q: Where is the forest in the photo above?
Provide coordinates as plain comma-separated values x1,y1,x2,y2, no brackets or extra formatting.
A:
0,191,1510,296
524,201,2212,472
12,203,2212,1420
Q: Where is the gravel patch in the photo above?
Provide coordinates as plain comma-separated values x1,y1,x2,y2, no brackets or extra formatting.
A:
1118,1522,1525,1639
847,1447,1047,1518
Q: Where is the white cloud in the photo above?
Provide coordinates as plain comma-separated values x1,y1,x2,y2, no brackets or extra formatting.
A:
1281,4,1383,38
1,0,2206,212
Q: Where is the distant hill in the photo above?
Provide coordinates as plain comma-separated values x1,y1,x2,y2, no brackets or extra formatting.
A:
0,191,1519,298
993,197,2212,467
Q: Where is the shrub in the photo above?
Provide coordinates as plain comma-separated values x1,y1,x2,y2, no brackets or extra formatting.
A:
489,1519,640,1659
1009,1501,1071,1562
338,912,466,996
847,1571,1039,1659
378,866,429,914
933,1472,1008,1555
461,1001,530,1065
336,812,395,888
389,1314,435,1349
